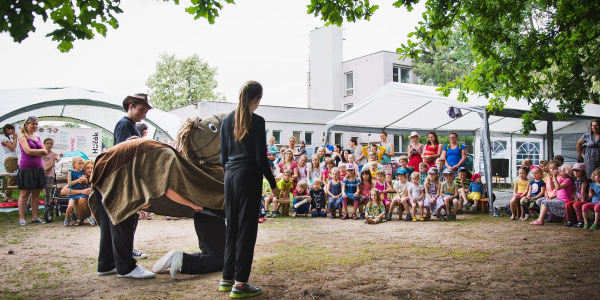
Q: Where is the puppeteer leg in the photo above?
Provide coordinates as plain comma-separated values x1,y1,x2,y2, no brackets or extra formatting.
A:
180,210,226,275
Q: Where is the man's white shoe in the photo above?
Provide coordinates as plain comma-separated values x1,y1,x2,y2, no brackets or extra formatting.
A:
132,248,148,259
117,266,155,279
152,250,177,273
97,268,117,276
170,251,183,280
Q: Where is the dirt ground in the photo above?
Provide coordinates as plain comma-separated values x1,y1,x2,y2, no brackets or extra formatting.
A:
1,210,599,300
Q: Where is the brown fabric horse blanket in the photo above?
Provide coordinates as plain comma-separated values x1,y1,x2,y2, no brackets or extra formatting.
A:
89,139,224,225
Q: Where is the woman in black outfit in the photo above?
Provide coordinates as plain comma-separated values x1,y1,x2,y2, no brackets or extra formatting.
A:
219,81,278,298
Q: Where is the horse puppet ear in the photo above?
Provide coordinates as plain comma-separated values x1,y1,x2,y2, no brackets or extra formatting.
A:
192,117,204,130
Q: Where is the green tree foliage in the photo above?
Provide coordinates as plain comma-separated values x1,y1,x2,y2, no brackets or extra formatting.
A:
146,53,225,111
1,0,234,52
62,122,81,128
412,28,475,86
308,0,600,135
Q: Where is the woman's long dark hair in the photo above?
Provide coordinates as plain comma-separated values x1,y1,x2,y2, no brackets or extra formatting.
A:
427,131,439,146
341,149,350,163
234,81,262,143
3,124,14,138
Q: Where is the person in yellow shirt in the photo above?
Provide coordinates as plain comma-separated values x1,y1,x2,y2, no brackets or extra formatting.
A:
361,143,387,163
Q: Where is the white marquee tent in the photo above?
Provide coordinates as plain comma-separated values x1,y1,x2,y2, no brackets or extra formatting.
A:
325,82,600,212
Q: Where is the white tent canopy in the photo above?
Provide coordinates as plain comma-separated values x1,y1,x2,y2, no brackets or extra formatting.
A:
325,82,600,214
0,87,182,140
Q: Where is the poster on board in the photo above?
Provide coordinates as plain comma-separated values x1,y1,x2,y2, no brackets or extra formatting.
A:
37,126,101,160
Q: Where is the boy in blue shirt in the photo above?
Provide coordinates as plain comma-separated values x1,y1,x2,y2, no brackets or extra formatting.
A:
466,173,485,212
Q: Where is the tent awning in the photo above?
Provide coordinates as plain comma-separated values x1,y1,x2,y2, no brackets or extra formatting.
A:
0,87,181,140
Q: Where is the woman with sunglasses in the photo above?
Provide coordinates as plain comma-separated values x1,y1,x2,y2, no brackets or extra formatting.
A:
577,119,600,180
16,116,48,226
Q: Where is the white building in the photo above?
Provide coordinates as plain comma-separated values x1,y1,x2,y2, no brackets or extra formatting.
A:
171,26,418,154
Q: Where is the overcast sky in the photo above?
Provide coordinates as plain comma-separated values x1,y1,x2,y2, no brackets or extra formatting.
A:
0,0,425,108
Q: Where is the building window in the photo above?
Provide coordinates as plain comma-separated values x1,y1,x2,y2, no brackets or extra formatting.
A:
394,135,400,153
335,133,343,145
293,131,302,144
393,66,411,83
345,103,353,111
478,140,508,174
273,130,281,145
305,132,313,146
345,72,353,96
516,142,540,170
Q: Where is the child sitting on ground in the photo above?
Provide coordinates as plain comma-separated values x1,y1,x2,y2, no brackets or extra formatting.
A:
396,155,413,178
357,169,373,219
341,164,360,220
466,174,486,213
292,180,311,217
441,169,459,221
424,167,441,220
365,189,386,224
418,162,428,185
309,178,327,217
583,168,600,229
565,163,589,226
509,166,530,220
407,172,425,222
520,167,545,221
436,157,446,183
326,167,343,218
64,157,88,226
263,176,278,218
388,169,410,221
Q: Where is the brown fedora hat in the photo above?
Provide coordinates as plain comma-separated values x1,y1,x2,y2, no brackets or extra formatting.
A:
122,93,152,112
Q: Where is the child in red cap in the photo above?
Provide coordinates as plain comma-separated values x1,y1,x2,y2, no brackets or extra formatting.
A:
466,173,486,212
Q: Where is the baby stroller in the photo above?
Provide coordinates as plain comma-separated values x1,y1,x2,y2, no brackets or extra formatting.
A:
43,152,90,223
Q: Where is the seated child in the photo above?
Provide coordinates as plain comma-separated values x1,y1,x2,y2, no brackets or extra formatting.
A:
522,158,534,180
531,164,573,225
263,177,278,218
454,167,471,214
308,154,322,188
424,167,442,220
436,157,446,183
357,168,373,219
365,189,386,224
466,173,486,212
64,157,88,226
374,170,393,214
418,162,428,185
326,167,343,218
407,172,425,221
309,178,327,217
520,167,545,221
441,169,459,221
553,155,564,167
276,169,294,212
292,181,311,217
321,158,335,184
341,164,360,220
509,166,530,220
388,168,410,221
565,163,589,226
338,163,347,181
583,168,600,229
396,155,413,178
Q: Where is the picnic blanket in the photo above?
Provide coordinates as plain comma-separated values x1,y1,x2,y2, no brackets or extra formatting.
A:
89,138,224,225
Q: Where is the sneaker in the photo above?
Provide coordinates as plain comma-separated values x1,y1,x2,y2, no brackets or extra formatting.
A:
97,268,117,276
19,219,26,226
360,213,365,219
271,212,277,218
328,215,334,219
451,214,457,221
165,216,172,220
31,218,45,224
63,219,70,227
412,217,417,222
575,221,584,228
230,282,263,298
132,249,148,259
405,213,412,222
385,213,392,221
469,206,479,213
170,251,183,280
173,217,180,220
456,209,463,215
564,221,573,226
265,212,272,218
152,250,177,273
219,279,235,292
544,214,555,223
590,224,598,230
419,216,425,221
117,265,155,279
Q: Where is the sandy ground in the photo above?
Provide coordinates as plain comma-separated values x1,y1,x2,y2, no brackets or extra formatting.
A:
1,209,600,300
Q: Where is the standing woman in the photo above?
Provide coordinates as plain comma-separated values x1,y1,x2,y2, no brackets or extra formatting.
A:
16,116,48,226
577,119,600,179
442,132,467,172
1,124,18,203
407,131,424,171
379,131,395,182
220,81,278,298
422,131,442,168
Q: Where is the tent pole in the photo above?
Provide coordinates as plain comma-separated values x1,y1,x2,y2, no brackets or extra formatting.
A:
547,121,554,160
479,110,495,215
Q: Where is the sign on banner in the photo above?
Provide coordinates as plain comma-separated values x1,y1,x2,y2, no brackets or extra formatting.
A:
37,126,102,160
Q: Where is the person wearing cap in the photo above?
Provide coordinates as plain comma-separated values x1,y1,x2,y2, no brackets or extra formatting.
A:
407,131,424,171
96,93,153,279
464,173,485,212
454,167,471,214
295,140,307,160
441,132,467,173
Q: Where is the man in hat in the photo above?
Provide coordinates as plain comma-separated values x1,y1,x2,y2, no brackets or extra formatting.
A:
95,93,154,279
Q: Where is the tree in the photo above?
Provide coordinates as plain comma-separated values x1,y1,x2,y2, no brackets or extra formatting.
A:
411,28,475,87
146,53,225,111
62,122,81,128
309,0,600,135
1,0,234,52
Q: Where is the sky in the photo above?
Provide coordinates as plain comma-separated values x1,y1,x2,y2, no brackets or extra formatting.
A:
0,0,426,108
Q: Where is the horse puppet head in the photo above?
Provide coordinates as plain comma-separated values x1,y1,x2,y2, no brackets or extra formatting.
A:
173,113,227,167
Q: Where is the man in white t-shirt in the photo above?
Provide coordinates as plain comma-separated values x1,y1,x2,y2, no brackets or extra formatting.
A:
1,124,18,202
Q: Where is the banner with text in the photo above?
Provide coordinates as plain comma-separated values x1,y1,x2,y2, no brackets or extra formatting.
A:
37,127,101,159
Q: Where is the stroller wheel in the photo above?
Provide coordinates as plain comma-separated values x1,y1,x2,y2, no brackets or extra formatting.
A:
44,205,54,223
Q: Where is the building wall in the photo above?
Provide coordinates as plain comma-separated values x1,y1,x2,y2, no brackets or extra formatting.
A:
308,26,344,110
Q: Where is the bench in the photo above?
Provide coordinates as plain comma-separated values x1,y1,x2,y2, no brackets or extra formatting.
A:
278,199,290,217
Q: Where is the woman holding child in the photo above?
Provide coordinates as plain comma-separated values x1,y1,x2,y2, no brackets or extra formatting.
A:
219,81,278,297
